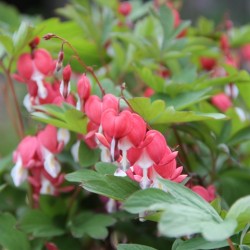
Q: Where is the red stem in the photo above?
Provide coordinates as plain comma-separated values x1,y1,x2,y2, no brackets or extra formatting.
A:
0,60,24,138
44,34,106,96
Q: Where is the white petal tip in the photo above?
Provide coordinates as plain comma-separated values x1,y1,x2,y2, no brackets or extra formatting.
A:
114,169,127,177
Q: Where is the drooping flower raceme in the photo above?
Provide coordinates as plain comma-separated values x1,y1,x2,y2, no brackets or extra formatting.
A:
11,125,72,206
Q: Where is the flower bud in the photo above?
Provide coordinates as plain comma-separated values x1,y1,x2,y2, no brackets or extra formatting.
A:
29,36,40,50
77,74,91,101
118,2,132,16
63,65,71,83
43,33,54,40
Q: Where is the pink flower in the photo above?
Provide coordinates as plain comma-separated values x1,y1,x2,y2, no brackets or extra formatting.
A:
15,49,54,99
13,136,41,167
60,65,72,99
37,125,70,178
200,57,217,71
101,109,133,140
11,136,41,186
118,113,146,150
53,94,76,107
127,146,187,189
144,88,155,97
128,130,166,168
76,74,91,111
150,148,187,184
211,93,232,112
118,2,132,16
85,94,119,125
127,130,167,188
37,125,64,154
191,185,216,202
45,242,59,250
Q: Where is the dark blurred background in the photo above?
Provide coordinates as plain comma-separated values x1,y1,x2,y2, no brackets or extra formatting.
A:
1,0,250,25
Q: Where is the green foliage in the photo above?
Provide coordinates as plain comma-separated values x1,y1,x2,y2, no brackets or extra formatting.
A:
1,0,250,249
128,97,226,126
123,180,237,242
226,196,250,232
172,238,228,250
69,211,116,239
0,213,31,250
19,210,65,237
66,167,139,201
78,141,100,167
32,104,88,134
117,244,157,250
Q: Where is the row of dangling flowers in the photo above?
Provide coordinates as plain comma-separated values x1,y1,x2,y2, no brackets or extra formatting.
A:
11,37,215,208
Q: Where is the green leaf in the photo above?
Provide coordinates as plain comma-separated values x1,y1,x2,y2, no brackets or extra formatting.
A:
237,83,250,109
158,5,174,49
0,153,12,174
219,169,250,206
66,169,139,201
128,97,227,125
0,2,21,30
35,18,105,70
240,245,250,250
158,179,221,221
78,141,100,167
124,180,236,241
173,237,228,250
117,243,157,250
0,213,31,250
231,25,250,47
12,22,40,56
155,88,211,110
111,32,150,49
66,169,103,183
69,212,116,240
95,0,118,9
32,104,88,134
171,20,190,39
197,17,215,35
156,179,237,241
19,210,65,237
136,67,165,92
123,188,174,214
95,162,117,175
159,204,236,241
0,34,14,54
171,64,197,84
83,175,139,201
130,1,153,22
227,127,250,146
226,196,250,232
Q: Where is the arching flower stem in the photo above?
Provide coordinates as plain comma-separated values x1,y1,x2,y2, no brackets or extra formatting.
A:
43,33,106,97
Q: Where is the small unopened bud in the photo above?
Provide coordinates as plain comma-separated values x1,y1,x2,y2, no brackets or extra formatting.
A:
86,66,94,73
121,82,126,90
118,2,132,16
60,65,72,99
63,65,72,83
77,74,91,101
45,242,59,250
56,51,64,72
29,36,40,49
43,33,54,40
58,50,64,62
56,61,63,72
